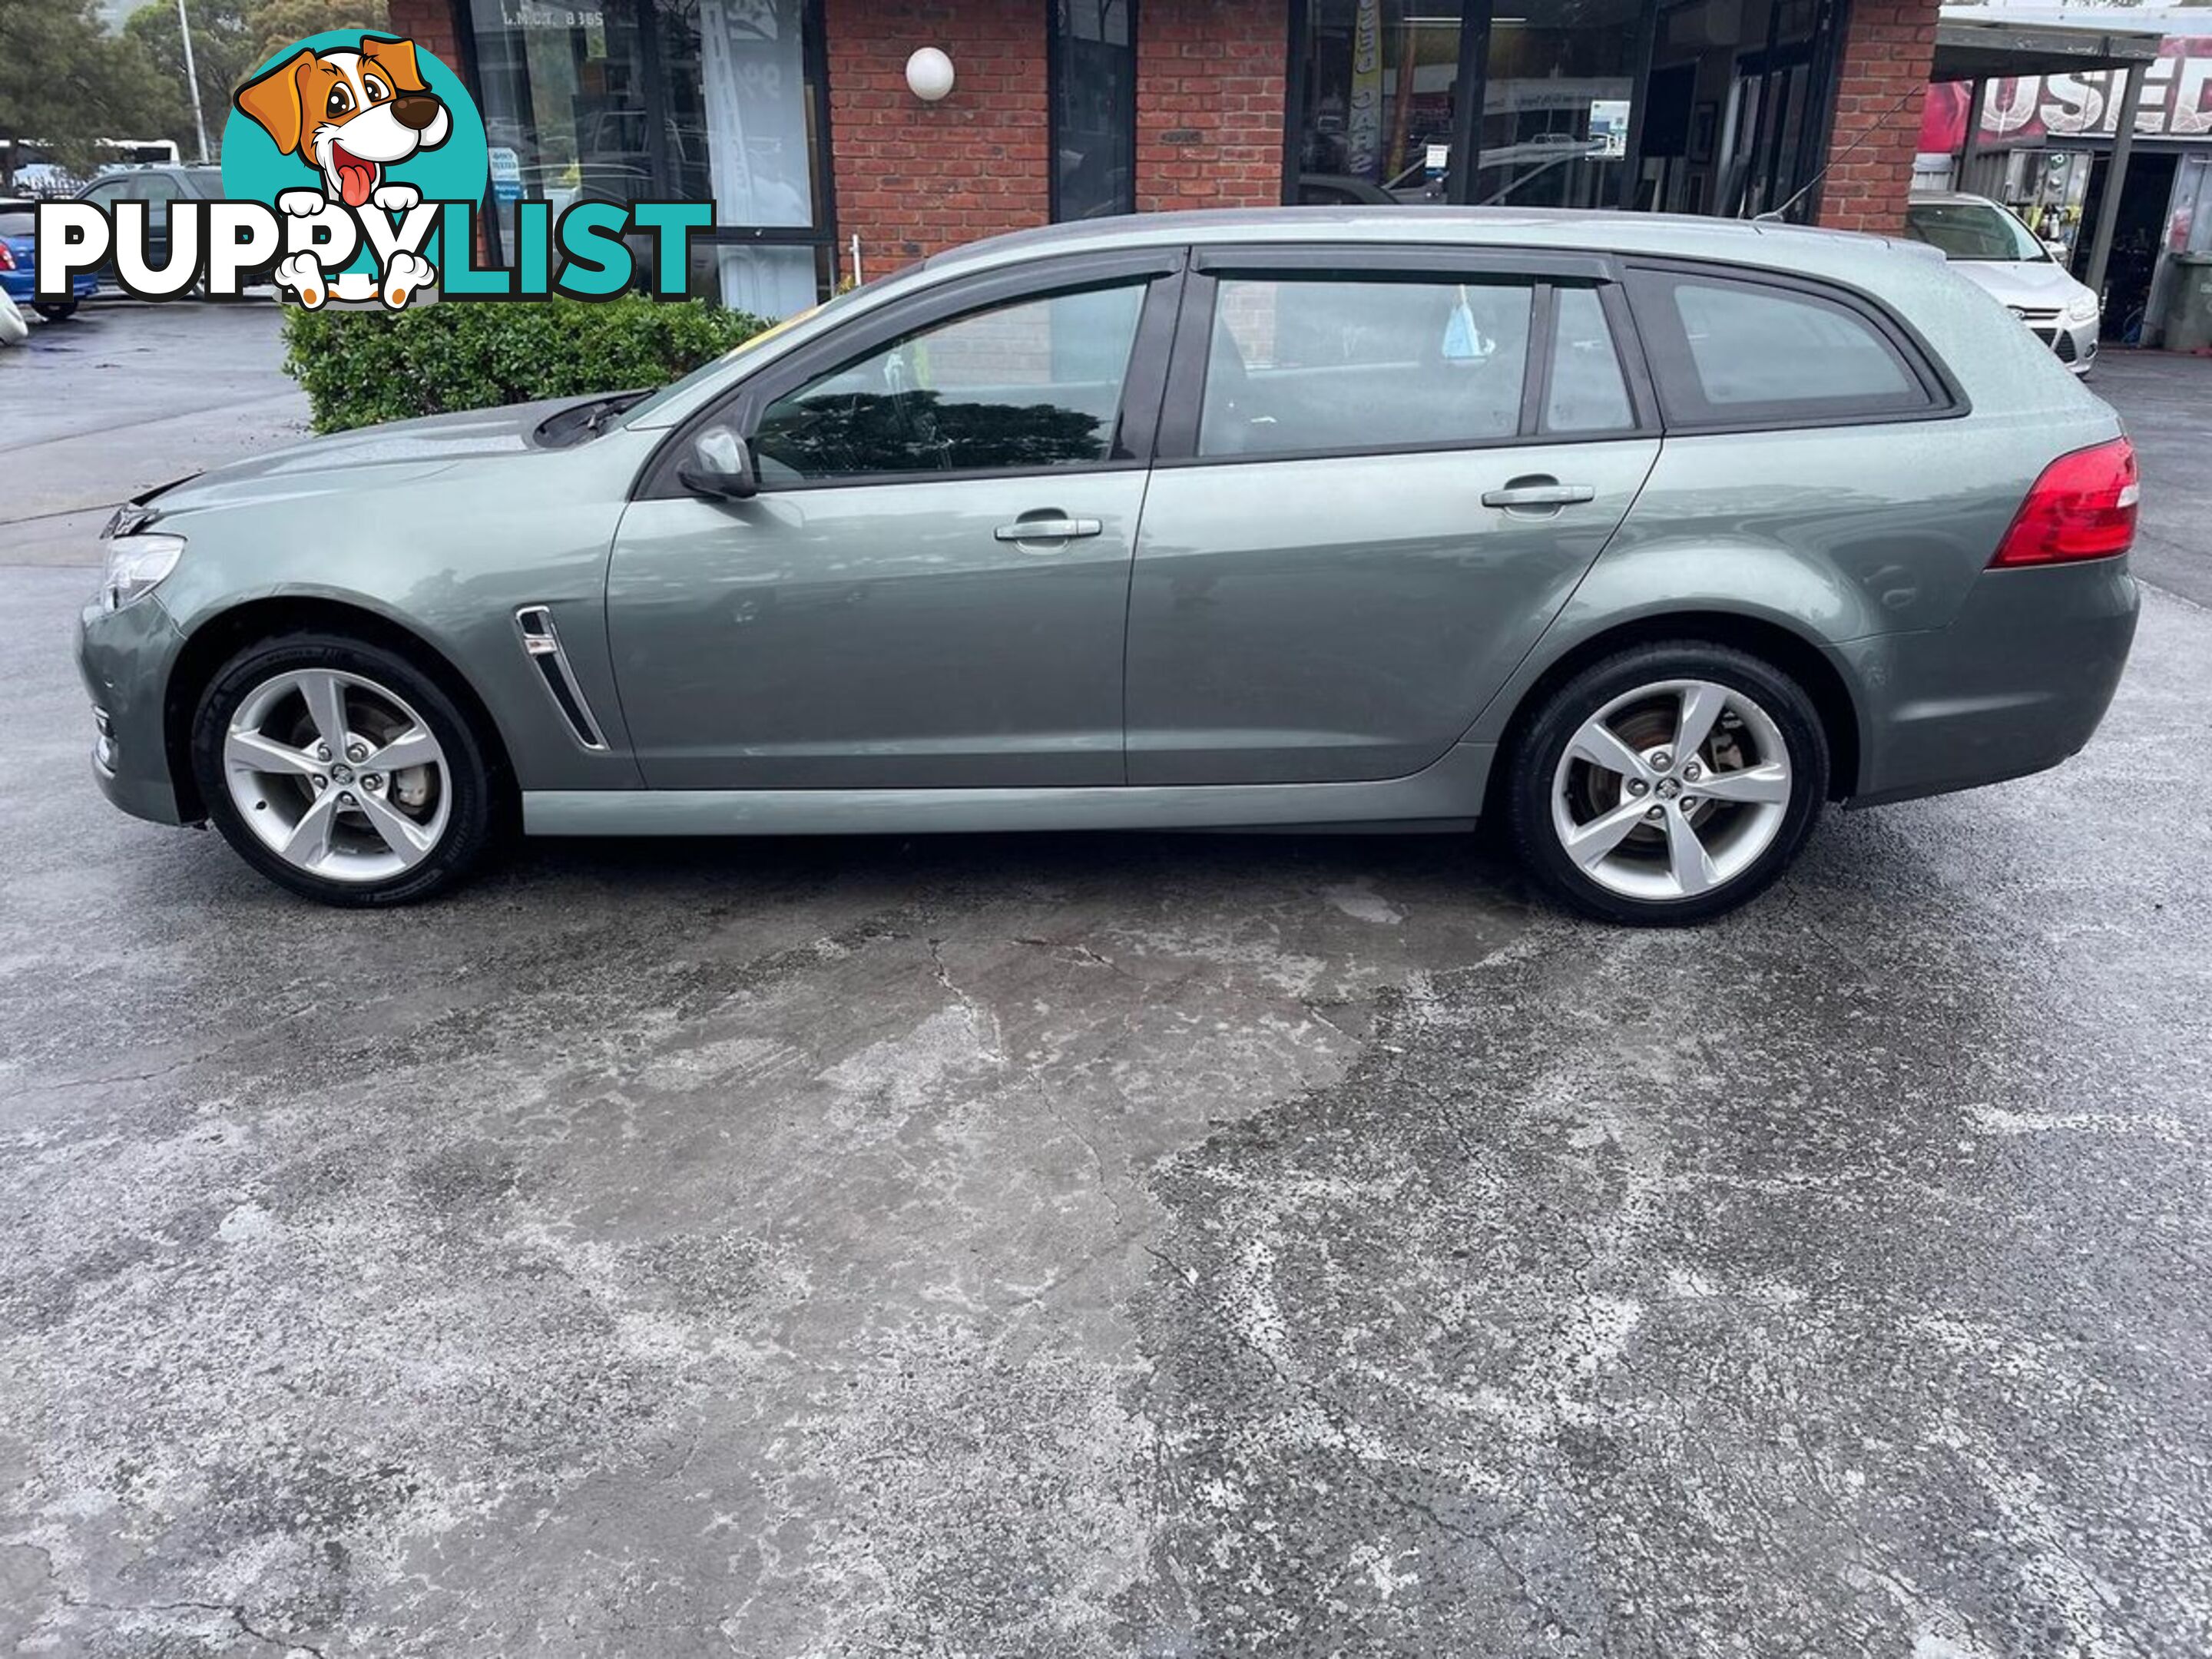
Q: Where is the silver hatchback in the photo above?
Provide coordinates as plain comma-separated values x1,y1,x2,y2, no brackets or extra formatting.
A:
78,208,2140,923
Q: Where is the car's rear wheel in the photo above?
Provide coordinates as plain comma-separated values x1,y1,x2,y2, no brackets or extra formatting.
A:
1507,642,1829,926
190,634,500,906
32,301,78,322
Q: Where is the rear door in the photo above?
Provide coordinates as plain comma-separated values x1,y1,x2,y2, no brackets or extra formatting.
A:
1124,247,1661,786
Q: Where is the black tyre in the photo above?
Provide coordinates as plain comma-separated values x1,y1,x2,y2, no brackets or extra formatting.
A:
32,301,78,321
189,632,502,906
1507,641,1830,926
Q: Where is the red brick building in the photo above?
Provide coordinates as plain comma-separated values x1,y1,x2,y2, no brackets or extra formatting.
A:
387,0,1937,310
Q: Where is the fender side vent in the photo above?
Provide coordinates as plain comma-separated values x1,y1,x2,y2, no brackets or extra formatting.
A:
515,605,608,750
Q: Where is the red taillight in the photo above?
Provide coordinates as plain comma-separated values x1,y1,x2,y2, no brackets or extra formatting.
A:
1989,437,2139,568
0,243,14,273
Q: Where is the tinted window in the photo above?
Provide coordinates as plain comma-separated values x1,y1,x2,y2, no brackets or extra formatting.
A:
751,283,1147,482
1545,286,1634,434
1200,276,1532,458
1638,272,1932,423
0,209,35,236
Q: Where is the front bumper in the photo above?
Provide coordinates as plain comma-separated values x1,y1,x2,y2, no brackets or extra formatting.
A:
77,592,193,825
1842,558,2137,808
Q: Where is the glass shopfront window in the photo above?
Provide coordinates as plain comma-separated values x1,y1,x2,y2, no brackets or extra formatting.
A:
465,0,832,314
1294,0,1468,203
1472,0,1640,208
1288,0,1843,222
1052,0,1137,220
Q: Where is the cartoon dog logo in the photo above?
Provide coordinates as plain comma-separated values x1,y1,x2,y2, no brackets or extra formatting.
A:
233,35,448,307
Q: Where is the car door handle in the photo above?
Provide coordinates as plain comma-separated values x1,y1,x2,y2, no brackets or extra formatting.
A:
994,516,1103,544
1481,482,1597,509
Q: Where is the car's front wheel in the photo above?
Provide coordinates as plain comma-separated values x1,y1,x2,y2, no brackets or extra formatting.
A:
1507,642,1830,926
32,300,78,322
190,634,502,906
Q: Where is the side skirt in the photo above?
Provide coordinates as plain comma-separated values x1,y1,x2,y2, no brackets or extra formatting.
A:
524,743,1497,837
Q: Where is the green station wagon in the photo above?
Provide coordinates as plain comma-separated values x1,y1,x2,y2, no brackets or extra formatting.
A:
78,208,2140,923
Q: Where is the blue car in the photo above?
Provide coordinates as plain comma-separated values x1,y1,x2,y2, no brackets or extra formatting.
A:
0,198,99,320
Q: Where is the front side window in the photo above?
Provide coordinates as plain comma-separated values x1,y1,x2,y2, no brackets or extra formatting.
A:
751,282,1147,482
1639,272,1932,424
1200,276,1534,458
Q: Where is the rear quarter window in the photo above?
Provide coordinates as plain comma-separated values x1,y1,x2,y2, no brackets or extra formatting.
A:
1628,267,1944,429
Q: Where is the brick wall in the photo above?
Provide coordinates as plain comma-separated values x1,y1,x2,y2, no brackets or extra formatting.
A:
1815,0,1940,235
1137,0,1286,214
826,0,1051,270
386,0,463,76
829,0,1287,273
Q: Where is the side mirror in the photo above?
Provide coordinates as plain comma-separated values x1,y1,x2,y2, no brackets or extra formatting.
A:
678,425,757,501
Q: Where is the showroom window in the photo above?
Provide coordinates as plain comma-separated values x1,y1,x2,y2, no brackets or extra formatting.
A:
1286,0,1844,221
1051,0,1138,221
464,0,835,314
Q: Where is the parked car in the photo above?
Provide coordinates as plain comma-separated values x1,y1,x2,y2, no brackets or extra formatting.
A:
66,165,224,289
1902,191,2100,375
0,197,98,320
78,208,2139,922
7,162,80,199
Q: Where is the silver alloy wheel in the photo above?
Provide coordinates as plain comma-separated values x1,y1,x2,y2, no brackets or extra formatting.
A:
1549,678,1793,902
223,668,451,883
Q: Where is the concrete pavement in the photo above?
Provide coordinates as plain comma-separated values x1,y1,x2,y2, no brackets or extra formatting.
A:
0,303,307,568
2,311,2209,1657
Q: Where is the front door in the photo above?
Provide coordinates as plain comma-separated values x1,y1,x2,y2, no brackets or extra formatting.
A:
608,260,1177,789
1126,254,1661,786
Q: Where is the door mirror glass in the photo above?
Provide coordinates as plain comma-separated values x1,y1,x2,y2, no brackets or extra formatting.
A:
679,424,757,500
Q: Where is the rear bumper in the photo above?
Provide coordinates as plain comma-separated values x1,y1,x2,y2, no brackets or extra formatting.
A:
3,273,98,304
1842,558,2137,808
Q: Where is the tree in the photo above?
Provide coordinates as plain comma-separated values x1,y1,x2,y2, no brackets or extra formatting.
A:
0,0,185,173
124,0,255,158
243,0,391,70
115,0,392,162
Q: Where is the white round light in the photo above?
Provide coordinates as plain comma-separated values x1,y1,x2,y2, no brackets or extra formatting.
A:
905,48,955,103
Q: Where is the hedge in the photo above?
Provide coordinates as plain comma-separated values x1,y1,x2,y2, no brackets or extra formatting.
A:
282,296,771,433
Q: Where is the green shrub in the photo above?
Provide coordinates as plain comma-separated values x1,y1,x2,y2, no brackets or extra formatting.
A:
282,296,770,433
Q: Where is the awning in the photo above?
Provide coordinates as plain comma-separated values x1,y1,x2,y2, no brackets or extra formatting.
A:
1932,14,2162,83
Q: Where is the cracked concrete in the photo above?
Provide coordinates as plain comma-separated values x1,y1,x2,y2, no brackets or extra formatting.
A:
2,321,2210,1655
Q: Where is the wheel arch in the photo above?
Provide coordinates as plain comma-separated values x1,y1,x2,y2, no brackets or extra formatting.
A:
1486,610,1863,813
164,596,515,823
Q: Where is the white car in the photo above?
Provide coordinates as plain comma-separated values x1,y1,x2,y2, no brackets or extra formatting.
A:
1904,193,2099,376
0,286,25,348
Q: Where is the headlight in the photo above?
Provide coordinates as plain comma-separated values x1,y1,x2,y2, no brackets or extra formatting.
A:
2068,293,2100,323
101,534,184,611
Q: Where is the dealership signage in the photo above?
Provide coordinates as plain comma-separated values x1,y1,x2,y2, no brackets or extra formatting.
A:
1922,39,2212,151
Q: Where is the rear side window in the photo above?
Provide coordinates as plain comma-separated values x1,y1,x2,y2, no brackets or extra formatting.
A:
1544,286,1634,434
1631,269,1939,427
1200,276,1533,458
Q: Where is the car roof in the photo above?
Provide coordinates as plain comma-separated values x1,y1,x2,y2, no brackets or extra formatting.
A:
1908,192,2007,209
913,205,1939,289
